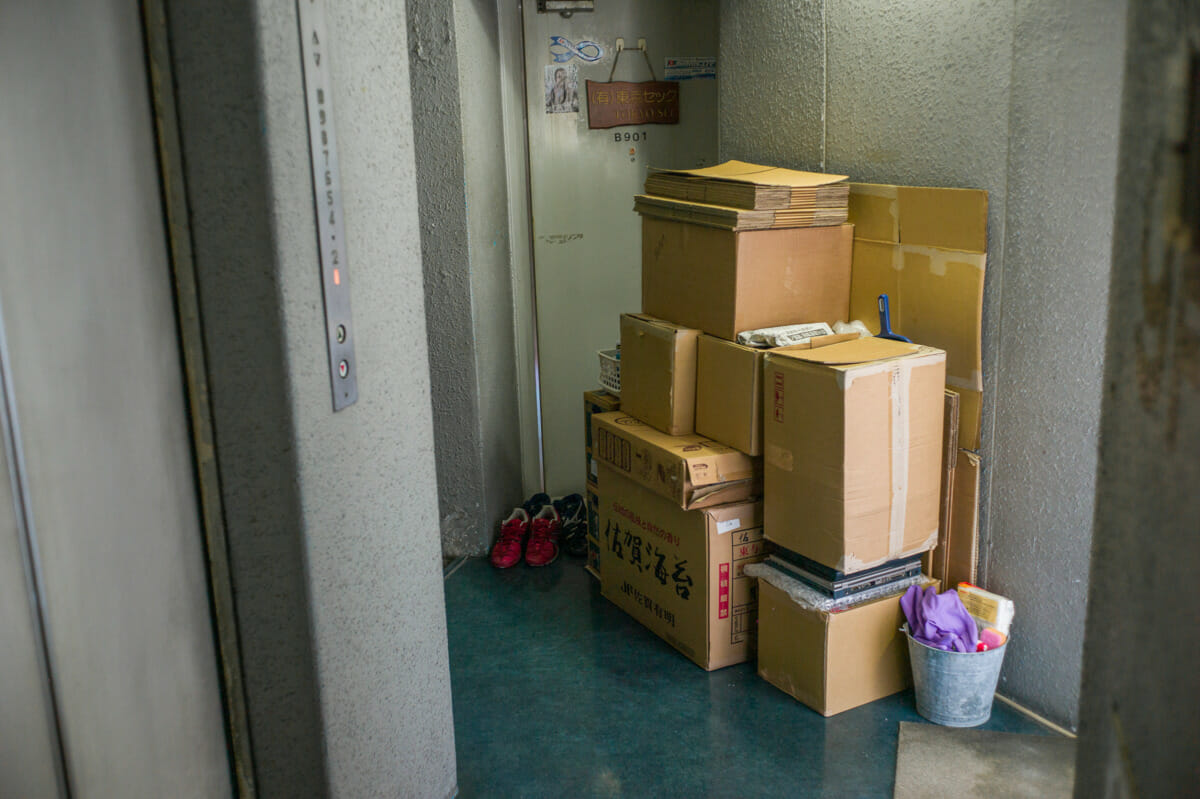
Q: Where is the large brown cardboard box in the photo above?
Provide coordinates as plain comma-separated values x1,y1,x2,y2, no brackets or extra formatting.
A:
763,338,946,573
756,578,931,716
642,218,853,341
591,412,760,510
598,465,766,670
619,314,700,436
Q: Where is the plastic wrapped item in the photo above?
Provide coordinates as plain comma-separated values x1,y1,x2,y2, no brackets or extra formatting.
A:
736,322,833,348
833,319,872,339
744,561,925,613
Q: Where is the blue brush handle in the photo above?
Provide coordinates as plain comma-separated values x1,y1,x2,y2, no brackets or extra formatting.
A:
876,294,912,343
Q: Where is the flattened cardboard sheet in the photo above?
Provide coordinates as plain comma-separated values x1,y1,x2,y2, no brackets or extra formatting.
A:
923,390,960,583
946,450,981,588
847,183,988,451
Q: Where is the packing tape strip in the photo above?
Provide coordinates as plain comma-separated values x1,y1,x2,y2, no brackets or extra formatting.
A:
888,363,910,559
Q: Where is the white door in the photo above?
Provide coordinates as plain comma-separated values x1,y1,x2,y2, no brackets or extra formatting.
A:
0,1,232,795
522,0,720,496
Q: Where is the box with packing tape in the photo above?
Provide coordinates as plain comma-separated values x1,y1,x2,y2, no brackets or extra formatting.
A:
763,337,946,573
597,464,766,670
591,412,760,510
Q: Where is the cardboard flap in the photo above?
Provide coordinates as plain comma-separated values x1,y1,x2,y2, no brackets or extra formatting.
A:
626,312,684,338
685,451,759,487
772,337,920,365
650,159,848,187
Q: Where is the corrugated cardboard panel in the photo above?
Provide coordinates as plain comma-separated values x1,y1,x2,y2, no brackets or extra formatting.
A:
776,336,919,365
695,335,765,455
946,450,981,587
620,314,699,436
847,183,988,452
925,390,961,583
849,245,986,391
956,389,983,452
653,160,848,186
847,183,899,243
896,186,988,253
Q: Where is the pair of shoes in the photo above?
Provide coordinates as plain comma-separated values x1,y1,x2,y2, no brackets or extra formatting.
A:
555,494,588,558
490,493,561,568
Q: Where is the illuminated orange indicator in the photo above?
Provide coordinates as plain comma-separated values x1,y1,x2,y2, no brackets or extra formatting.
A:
333,268,341,286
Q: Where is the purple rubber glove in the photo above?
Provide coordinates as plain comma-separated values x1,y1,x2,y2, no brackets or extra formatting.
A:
901,584,979,652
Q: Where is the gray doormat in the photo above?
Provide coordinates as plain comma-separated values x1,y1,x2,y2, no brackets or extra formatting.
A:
893,721,1076,799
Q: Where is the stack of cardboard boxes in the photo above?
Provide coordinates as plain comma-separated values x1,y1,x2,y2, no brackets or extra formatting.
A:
581,162,988,716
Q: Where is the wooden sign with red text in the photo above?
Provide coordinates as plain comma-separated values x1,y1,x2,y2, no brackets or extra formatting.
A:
586,80,680,129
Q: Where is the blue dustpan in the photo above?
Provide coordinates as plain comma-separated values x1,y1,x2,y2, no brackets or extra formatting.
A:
876,294,912,343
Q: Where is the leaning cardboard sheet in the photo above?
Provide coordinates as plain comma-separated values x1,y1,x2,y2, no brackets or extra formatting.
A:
846,184,987,451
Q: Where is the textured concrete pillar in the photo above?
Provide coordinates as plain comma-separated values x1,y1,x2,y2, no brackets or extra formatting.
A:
1075,2,1200,795
167,1,457,795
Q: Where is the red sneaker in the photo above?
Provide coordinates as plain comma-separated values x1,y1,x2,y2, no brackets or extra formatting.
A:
490,508,530,569
525,505,561,567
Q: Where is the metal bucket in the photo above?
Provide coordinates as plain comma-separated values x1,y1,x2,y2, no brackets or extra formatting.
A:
905,627,1007,727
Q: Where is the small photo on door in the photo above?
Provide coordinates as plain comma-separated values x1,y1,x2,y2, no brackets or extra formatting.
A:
545,64,579,114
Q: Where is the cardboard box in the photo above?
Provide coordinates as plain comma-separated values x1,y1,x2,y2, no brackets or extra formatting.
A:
763,338,946,573
847,183,987,450
598,465,766,670
619,314,700,436
756,578,929,716
695,335,766,456
696,333,859,456
591,412,760,510
586,486,601,580
585,389,621,489
642,217,853,341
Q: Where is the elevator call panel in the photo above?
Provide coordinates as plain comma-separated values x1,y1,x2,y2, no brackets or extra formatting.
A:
298,0,357,411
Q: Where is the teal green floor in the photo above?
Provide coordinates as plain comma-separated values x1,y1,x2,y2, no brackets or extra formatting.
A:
445,557,1049,798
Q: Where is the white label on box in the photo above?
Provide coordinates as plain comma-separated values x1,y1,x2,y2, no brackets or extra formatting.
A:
716,518,741,535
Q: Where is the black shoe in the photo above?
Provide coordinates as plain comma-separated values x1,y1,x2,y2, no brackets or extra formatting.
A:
522,492,552,517
554,493,588,558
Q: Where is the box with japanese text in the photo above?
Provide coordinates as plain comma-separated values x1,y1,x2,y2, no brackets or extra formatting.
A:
763,338,946,573
591,412,760,510
756,578,935,716
597,464,765,670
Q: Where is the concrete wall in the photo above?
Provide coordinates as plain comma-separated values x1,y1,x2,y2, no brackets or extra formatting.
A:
719,0,1126,728
408,0,523,557
168,1,457,796
1075,2,1200,795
